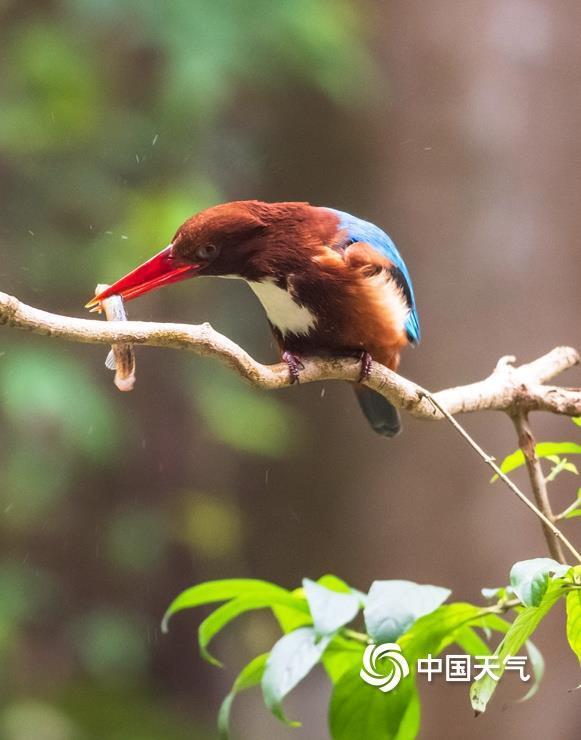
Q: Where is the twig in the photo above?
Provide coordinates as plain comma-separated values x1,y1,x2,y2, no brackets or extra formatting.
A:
511,413,565,562
544,457,571,484
556,500,581,521
1,289,580,563
423,393,581,564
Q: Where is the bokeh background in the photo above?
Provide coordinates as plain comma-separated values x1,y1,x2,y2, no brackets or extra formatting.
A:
1,1,580,738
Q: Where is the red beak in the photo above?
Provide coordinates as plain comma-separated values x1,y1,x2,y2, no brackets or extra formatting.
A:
86,245,200,309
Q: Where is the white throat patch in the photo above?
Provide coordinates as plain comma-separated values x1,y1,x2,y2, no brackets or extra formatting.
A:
247,278,317,337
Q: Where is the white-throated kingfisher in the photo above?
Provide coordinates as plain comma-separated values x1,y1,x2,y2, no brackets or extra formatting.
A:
87,201,420,437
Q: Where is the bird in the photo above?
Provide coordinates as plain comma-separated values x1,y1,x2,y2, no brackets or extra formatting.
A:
87,200,420,437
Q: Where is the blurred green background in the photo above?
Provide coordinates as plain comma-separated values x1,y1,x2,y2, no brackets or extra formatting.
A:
1,1,580,738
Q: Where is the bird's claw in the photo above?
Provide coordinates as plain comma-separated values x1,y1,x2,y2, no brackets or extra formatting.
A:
358,351,373,382
282,351,305,384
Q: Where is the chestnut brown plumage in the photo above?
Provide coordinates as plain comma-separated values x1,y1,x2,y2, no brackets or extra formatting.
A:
88,200,420,437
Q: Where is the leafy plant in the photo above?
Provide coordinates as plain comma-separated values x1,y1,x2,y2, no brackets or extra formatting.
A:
492,417,581,522
163,562,581,739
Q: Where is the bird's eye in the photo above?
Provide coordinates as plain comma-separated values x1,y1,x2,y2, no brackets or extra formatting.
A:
195,244,219,261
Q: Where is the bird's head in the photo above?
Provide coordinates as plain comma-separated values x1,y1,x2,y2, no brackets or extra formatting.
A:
86,201,271,307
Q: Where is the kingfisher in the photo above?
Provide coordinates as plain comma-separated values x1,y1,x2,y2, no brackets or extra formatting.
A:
87,201,420,437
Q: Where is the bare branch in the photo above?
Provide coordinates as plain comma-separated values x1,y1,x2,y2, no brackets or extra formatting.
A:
2,291,580,420
512,413,566,563
2,289,581,564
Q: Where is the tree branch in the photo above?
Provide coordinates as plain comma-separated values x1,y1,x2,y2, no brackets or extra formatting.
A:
1,289,580,564
512,413,566,563
2,290,580,419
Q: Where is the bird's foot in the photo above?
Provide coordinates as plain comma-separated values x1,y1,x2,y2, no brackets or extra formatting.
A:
358,351,373,382
282,351,305,384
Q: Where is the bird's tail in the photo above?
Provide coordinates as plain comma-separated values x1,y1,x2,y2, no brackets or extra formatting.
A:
353,384,401,438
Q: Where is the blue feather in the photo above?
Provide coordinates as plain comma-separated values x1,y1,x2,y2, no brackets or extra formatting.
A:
325,208,421,344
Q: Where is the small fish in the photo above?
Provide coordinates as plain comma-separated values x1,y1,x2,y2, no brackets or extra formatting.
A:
96,283,136,392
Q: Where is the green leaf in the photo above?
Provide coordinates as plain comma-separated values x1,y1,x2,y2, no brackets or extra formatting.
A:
519,639,545,702
394,687,421,740
398,603,479,660
509,558,570,607
493,443,581,480
317,574,353,594
481,587,503,600
315,574,367,605
399,604,510,663
218,653,268,740
477,612,512,635
303,579,361,636
328,667,418,740
364,581,451,643
272,585,314,633
162,579,291,632
262,627,331,725
199,593,309,666
470,580,567,714
272,602,313,634
544,456,580,482
322,635,366,684
573,417,581,427
455,627,491,657
566,590,581,663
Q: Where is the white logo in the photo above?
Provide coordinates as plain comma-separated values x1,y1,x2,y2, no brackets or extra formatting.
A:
360,648,530,692
360,643,410,693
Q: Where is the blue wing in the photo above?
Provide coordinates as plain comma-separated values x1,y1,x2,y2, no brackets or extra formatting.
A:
325,208,421,344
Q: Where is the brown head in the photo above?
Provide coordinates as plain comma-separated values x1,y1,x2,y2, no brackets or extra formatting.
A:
86,200,337,306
